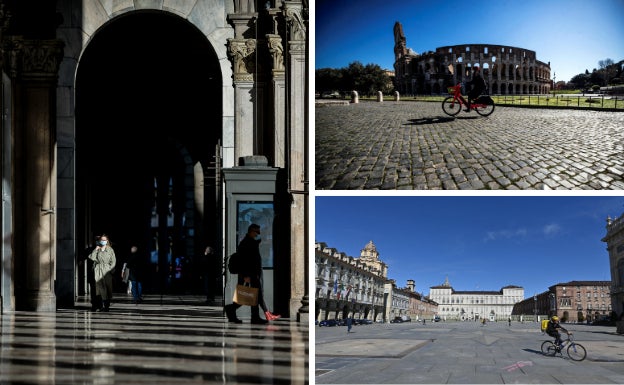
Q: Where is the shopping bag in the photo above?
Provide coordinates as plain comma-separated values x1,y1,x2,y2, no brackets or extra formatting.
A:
122,268,130,283
233,283,259,306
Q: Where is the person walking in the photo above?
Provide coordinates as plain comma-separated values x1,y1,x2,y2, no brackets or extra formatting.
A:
224,224,280,324
124,244,146,304
200,246,216,304
346,317,353,333
88,234,116,312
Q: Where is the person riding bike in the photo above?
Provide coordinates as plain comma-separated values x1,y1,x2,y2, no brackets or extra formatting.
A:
464,66,486,112
546,315,569,348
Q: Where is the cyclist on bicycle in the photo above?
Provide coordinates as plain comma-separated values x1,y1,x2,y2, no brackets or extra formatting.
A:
464,66,486,112
546,315,569,348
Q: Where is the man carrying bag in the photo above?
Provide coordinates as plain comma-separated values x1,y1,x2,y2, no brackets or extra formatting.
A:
224,224,280,324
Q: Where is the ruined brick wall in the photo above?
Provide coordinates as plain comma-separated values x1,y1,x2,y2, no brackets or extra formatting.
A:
393,23,551,95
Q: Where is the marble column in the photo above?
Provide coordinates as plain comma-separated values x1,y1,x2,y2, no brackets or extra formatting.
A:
6,37,64,311
267,33,286,168
284,0,308,322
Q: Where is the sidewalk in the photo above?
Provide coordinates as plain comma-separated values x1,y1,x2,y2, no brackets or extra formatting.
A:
315,321,624,384
1,295,308,384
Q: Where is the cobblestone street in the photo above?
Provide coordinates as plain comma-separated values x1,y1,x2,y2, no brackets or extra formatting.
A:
315,101,624,190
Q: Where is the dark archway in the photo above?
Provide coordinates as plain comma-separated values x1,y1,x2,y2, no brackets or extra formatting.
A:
75,11,222,296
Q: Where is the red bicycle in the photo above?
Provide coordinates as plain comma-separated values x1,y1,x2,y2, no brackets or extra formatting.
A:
442,83,495,117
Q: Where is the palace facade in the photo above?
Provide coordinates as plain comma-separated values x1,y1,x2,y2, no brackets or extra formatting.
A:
512,281,612,323
603,212,624,333
429,278,524,321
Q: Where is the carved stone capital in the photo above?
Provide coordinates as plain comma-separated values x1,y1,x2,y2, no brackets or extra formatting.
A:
266,34,284,73
228,39,256,81
283,1,306,42
3,37,64,82
227,38,257,82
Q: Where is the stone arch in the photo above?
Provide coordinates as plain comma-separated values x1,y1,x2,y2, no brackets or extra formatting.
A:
68,4,235,166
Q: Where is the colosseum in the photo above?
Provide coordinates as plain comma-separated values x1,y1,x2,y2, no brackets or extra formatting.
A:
393,22,552,95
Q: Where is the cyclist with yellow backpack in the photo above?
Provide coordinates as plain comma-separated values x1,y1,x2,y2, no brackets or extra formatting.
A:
544,316,570,348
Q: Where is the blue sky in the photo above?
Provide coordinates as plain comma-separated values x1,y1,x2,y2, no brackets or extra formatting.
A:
315,195,623,298
314,0,624,83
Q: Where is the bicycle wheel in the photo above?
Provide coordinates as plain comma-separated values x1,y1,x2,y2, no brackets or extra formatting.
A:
474,103,495,116
442,97,461,116
541,341,557,356
567,343,587,361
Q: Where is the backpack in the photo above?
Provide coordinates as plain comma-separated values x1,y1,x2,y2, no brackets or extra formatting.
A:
540,319,549,332
227,252,241,274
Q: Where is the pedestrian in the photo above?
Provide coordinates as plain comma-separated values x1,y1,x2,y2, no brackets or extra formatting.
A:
508,316,512,327
224,224,281,324
124,245,146,304
88,234,116,312
79,236,101,311
200,246,215,304
346,317,353,333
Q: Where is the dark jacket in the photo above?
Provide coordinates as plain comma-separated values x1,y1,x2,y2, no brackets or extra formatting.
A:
546,320,566,335
126,250,147,282
467,72,486,96
236,235,262,278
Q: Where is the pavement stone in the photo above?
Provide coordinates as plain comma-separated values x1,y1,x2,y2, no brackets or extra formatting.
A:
315,101,624,190
315,320,624,384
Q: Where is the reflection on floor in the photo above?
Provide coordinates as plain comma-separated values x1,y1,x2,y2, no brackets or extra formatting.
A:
0,295,309,384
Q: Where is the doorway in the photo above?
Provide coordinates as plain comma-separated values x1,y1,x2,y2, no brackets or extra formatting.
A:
75,11,223,297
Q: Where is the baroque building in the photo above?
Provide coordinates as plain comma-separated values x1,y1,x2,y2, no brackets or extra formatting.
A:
314,241,439,323
0,0,308,322
603,212,624,333
315,241,387,322
393,21,551,95
429,278,524,321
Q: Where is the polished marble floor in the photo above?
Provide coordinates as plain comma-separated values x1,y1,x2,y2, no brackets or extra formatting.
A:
0,295,308,384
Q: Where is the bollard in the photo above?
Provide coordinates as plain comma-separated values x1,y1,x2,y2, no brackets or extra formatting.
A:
377,91,383,102
394,91,400,101
351,90,359,104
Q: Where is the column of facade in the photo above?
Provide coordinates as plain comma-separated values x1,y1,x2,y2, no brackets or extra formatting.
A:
6,37,64,311
266,28,286,167
283,0,308,322
227,14,258,160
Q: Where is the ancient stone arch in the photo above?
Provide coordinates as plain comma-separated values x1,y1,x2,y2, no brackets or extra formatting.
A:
393,22,551,95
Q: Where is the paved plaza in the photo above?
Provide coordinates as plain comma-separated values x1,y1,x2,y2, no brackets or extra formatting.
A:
315,320,624,384
0,295,308,384
315,101,624,190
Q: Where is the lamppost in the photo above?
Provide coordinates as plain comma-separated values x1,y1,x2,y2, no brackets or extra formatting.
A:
534,295,537,322
552,72,556,96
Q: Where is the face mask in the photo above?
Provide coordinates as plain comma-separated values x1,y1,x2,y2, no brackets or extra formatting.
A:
100,240,108,246
254,235,261,241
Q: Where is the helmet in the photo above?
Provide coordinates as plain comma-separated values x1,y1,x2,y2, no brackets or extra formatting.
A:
551,316,559,322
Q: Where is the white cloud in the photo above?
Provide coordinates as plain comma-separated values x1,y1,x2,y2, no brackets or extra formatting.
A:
543,223,561,237
484,228,527,242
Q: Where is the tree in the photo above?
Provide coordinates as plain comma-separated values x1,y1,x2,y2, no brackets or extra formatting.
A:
316,61,393,97
598,58,618,85
569,73,588,89
315,67,344,95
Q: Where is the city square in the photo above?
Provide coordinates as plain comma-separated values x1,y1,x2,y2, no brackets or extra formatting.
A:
315,101,624,190
315,320,624,384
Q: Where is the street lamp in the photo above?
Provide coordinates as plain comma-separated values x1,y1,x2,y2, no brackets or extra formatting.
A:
552,72,556,96
534,295,537,322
